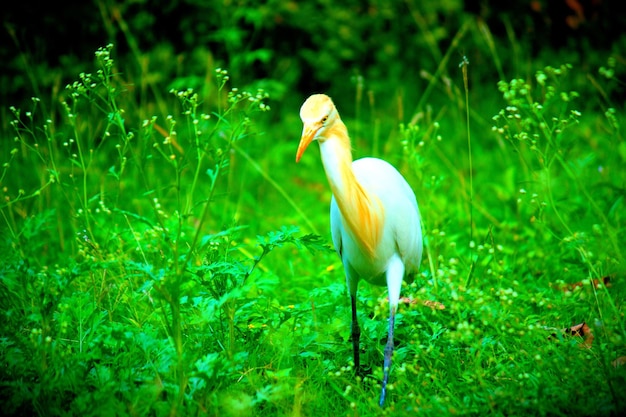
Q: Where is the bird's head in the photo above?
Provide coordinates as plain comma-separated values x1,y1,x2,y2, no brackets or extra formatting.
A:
296,94,338,163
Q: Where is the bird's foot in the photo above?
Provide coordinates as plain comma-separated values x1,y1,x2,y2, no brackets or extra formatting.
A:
354,363,372,379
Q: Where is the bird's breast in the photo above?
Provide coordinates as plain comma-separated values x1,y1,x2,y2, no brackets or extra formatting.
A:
331,198,394,286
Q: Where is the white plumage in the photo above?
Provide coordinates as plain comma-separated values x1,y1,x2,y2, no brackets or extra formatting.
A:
296,94,422,407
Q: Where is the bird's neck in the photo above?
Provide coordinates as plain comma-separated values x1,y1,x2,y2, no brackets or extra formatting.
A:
319,122,383,258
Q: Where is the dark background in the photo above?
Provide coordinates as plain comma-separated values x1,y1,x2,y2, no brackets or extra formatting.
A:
1,0,623,115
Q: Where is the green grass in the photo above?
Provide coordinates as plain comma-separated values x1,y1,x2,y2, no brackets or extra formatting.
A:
1,18,626,417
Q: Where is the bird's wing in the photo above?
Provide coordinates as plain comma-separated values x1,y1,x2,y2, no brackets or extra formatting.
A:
330,196,361,296
352,158,423,274
392,193,423,273
329,196,342,258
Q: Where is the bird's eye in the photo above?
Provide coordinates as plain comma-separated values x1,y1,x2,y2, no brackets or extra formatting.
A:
321,116,328,124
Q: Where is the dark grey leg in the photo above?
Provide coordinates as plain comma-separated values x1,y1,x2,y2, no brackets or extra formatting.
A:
350,294,361,371
379,305,396,407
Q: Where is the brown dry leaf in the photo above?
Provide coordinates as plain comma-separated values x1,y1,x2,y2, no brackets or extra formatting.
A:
547,322,594,349
399,297,446,310
565,322,594,349
421,300,446,310
551,276,612,292
612,356,626,368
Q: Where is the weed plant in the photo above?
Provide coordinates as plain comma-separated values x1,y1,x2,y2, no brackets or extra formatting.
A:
0,44,322,416
1,22,626,417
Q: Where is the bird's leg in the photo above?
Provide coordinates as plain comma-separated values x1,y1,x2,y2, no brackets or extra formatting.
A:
350,294,361,372
379,305,396,408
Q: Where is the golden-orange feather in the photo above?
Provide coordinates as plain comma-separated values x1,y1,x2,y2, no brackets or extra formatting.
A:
330,160,383,258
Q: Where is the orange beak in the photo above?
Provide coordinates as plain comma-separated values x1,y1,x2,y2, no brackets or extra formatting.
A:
295,124,318,163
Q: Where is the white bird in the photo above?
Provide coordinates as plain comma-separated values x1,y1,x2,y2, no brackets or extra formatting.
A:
296,94,423,407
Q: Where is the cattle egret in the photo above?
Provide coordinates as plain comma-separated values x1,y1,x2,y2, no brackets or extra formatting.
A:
296,94,423,407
